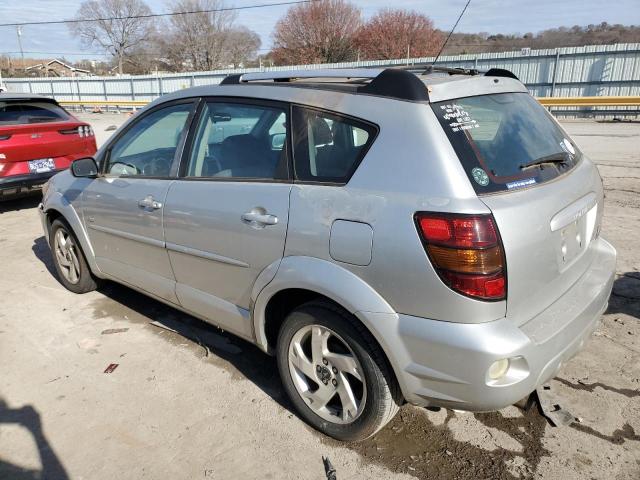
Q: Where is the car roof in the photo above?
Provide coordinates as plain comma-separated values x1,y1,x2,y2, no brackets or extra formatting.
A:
0,92,58,103
157,67,528,107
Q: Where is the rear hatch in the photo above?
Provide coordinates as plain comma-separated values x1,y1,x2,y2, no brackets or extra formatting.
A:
432,92,603,326
0,99,91,175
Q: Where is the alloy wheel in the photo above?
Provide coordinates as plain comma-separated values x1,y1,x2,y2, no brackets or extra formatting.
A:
288,324,367,424
54,228,81,284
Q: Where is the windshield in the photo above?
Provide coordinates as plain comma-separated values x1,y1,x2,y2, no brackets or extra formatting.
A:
432,92,581,194
0,101,69,125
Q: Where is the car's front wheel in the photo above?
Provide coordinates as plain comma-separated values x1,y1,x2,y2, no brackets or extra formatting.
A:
277,300,400,441
50,219,98,293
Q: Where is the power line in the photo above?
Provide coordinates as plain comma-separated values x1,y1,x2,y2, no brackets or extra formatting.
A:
0,0,316,28
0,47,275,57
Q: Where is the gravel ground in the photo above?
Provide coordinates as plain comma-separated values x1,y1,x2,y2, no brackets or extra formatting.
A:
0,116,638,480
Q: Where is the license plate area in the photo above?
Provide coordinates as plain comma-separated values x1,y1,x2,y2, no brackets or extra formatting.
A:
559,220,583,266
557,204,597,271
28,158,55,174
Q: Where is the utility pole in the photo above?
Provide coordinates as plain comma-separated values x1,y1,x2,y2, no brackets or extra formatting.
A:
16,26,27,72
16,26,26,71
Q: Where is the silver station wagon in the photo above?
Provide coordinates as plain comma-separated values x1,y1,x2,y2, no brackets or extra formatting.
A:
39,67,616,441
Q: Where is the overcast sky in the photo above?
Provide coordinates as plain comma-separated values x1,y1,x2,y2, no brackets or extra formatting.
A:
0,0,638,60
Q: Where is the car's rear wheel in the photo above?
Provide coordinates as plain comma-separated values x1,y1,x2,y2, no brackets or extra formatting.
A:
50,219,98,293
277,300,400,441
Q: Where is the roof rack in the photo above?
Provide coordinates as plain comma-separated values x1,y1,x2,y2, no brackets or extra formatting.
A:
222,68,385,84
218,66,519,101
484,68,519,80
405,64,519,80
415,65,480,76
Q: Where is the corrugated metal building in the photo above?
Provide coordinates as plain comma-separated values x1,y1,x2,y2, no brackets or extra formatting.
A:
3,43,639,116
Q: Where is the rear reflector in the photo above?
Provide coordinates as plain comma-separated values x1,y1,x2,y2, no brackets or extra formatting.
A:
441,271,506,299
415,213,506,301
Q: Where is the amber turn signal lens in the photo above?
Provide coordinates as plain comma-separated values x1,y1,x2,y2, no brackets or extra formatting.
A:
427,245,503,275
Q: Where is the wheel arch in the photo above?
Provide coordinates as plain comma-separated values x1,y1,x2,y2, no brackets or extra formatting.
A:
252,255,404,370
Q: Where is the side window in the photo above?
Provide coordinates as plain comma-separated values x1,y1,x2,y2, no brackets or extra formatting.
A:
292,106,376,183
105,102,193,177
186,101,289,180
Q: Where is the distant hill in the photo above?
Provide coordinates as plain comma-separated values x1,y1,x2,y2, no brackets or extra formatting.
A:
442,23,640,55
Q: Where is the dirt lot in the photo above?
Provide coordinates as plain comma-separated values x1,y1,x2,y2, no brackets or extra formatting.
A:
0,116,638,479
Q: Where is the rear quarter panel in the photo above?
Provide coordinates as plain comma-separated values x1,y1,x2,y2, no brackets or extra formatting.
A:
284,98,506,323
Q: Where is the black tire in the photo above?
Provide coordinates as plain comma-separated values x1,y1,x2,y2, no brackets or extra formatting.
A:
277,300,401,441
50,218,98,294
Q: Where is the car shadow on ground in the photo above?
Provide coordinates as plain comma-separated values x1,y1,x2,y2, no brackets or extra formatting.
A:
607,272,640,320
0,398,70,480
32,233,293,416
0,195,41,215
95,281,291,411
32,236,57,278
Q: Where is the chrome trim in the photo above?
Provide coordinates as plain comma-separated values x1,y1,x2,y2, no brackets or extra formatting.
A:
88,224,165,248
165,242,249,268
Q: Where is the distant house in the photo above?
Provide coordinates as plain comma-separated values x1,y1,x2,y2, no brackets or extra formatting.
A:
25,59,91,78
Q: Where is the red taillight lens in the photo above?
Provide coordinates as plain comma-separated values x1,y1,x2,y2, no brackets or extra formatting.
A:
415,213,506,300
417,215,498,248
441,271,505,299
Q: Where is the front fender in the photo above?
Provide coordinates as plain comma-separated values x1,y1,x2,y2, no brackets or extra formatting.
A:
43,190,103,278
252,255,396,353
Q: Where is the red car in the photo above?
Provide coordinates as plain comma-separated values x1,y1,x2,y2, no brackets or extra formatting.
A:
0,93,97,199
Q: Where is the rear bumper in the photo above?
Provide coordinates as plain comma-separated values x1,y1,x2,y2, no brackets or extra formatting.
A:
391,237,616,410
0,170,63,198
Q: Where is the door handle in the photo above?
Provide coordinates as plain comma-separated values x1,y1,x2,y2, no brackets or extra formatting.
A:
242,211,278,226
138,195,163,210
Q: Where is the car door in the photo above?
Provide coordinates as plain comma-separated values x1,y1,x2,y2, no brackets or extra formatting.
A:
162,99,292,339
82,99,197,303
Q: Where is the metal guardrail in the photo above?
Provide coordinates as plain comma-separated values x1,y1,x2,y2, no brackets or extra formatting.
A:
58,96,640,109
537,96,640,107
59,100,148,107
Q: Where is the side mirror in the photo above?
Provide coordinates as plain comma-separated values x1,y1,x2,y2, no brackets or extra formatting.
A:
71,157,99,178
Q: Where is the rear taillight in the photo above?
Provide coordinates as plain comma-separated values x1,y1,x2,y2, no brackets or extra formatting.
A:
59,125,94,137
415,213,506,301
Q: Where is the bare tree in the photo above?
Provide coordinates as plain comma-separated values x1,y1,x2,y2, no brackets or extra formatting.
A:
225,26,261,68
355,9,443,60
163,0,259,71
271,0,361,65
69,0,156,75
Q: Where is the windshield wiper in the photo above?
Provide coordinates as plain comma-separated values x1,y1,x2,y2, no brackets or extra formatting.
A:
520,152,571,170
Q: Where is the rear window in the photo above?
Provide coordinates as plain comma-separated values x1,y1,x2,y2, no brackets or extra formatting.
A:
0,101,69,125
433,92,581,194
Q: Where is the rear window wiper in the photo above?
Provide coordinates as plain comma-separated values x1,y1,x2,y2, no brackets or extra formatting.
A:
520,152,571,170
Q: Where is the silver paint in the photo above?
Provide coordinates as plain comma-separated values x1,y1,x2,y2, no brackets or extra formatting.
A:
40,71,617,412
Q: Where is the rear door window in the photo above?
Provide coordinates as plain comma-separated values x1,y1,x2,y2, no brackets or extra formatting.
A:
291,107,377,184
185,101,289,180
432,92,581,194
0,101,69,125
